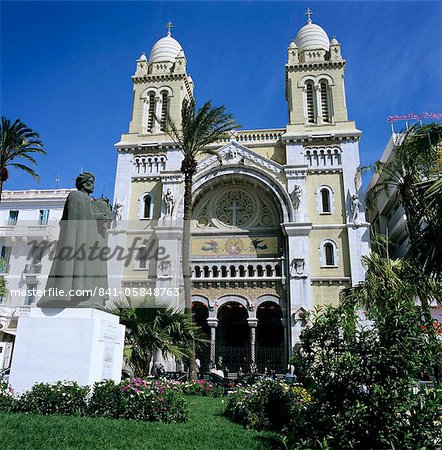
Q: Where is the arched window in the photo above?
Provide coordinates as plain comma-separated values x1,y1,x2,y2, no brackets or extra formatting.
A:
324,243,334,266
136,246,148,269
321,188,331,213
320,80,330,123
160,91,168,131
319,240,338,267
143,194,152,218
305,81,315,124
139,192,155,219
147,92,156,132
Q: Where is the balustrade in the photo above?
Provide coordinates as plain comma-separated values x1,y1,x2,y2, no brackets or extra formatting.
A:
191,259,283,281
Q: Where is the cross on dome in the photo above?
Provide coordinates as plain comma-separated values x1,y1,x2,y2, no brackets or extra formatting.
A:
305,8,313,23
166,21,173,36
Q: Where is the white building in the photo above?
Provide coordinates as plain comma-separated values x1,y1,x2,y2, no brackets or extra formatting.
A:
0,189,72,347
366,133,409,258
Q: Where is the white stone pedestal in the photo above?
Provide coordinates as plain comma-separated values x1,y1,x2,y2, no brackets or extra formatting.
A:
9,308,125,394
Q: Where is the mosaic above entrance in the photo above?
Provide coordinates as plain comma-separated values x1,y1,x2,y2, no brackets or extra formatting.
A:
192,235,279,257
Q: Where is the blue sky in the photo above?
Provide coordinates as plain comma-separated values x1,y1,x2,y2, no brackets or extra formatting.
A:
1,1,441,199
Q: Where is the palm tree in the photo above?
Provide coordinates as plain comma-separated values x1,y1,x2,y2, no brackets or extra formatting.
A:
0,117,46,202
366,123,442,278
110,297,208,378
166,99,240,380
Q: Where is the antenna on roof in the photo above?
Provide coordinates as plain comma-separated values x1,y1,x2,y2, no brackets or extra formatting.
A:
56,175,60,189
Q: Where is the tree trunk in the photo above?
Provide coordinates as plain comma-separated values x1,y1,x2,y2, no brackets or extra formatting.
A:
182,170,197,381
0,179,3,204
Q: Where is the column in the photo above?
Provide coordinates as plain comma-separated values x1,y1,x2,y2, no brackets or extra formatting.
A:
247,318,258,366
207,318,218,365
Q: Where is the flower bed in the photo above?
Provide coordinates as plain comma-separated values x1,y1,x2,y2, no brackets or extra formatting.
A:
0,376,228,423
1,379,188,423
225,378,311,431
89,379,188,422
180,380,224,397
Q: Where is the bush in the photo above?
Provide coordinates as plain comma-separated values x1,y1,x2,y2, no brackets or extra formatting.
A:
180,380,224,397
0,380,18,412
118,379,188,422
225,378,311,432
87,380,121,419
285,302,442,449
87,378,188,423
18,381,88,416
3,378,189,423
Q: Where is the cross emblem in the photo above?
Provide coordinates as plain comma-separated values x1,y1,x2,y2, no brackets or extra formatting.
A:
166,21,173,36
227,201,244,226
305,8,313,23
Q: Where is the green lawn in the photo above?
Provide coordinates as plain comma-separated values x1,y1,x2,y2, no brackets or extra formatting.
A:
0,396,280,450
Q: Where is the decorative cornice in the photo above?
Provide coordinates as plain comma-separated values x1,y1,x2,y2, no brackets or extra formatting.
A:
285,60,346,72
284,166,308,178
310,277,350,285
308,168,342,174
283,133,361,144
132,73,187,83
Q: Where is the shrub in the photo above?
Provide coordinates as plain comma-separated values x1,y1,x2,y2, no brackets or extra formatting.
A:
0,380,18,412
18,381,88,416
286,302,442,449
118,378,188,422
87,380,121,419
225,378,311,432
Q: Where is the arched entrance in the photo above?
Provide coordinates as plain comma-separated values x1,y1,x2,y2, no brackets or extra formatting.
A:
189,172,290,374
256,302,285,372
216,302,249,372
192,301,211,373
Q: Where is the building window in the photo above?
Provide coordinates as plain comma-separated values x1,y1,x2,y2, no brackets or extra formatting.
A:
321,188,331,212
143,194,152,218
139,192,155,219
325,244,334,265
320,80,331,123
7,211,19,226
25,283,38,305
320,240,338,267
147,92,156,132
160,91,169,131
305,81,315,124
38,209,49,226
136,246,148,269
0,246,11,273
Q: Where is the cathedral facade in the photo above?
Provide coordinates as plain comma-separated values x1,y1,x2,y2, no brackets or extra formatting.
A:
110,13,370,372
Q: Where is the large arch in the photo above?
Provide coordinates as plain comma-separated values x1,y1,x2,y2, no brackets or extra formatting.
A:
174,163,294,223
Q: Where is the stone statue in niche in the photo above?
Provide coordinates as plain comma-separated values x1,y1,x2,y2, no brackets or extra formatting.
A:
351,193,361,224
164,189,174,216
113,199,124,221
290,185,303,211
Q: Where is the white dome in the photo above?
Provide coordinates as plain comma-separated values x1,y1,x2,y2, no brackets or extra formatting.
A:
294,22,330,52
149,35,184,63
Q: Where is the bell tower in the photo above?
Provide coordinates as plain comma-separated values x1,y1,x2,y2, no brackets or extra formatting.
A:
285,9,357,136
128,22,194,136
